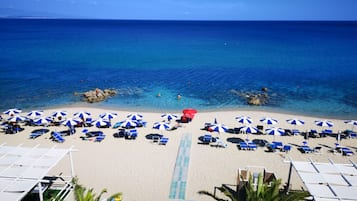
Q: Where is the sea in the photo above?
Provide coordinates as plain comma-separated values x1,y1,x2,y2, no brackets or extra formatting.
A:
0,19,356,119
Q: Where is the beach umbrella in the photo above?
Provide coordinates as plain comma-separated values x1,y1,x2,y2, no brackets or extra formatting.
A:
120,119,138,128
92,118,110,128
260,117,278,125
7,115,26,123
315,120,334,128
52,110,68,119
27,110,43,118
127,113,143,121
153,122,171,131
74,111,91,119
209,124,228,133
287,118,305,126
3,108,22,116
161,113,178,121
235,116,253,124
239,125,258,134
33,117,52,126
100,112,118,120
182,108,197,119
266,127,285,140
344,120,357,131
61,118,80,127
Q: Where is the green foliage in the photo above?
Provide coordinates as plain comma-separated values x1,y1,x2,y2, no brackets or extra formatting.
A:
198,173,310,201
72,177,123,201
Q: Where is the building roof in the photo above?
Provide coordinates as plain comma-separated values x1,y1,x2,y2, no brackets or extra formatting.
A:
291,160,357,201
0,144,74,201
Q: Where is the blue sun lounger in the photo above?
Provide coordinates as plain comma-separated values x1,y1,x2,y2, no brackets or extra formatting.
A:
300,145,313,153
159,137,169,145
248,142,257,150
52,132,65,143
203,134,212,144
95,134,106,142
239,142,249,150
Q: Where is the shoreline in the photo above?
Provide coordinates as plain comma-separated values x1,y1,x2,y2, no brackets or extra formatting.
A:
24,102,356,120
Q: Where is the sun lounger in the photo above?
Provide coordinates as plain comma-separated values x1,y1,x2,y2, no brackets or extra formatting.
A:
86,131,104,137
292,129,300,135
350,133,357,138
203,134,212,144
283,145,291,152
248,142,257,150
239,142,249,150
159,137,169,145
52,132,65,143
95,135,106,142
272,141,283,150
300,145,313,153
212,137,227,148
340,147,354,156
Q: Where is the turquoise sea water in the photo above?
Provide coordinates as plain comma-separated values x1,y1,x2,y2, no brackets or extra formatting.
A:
0,19,356,118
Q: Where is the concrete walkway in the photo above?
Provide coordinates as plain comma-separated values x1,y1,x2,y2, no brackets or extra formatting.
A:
169,133,192,201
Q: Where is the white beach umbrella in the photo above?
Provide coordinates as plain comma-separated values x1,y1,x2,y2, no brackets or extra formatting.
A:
127,113,143,121
120,119,138,128
235,116,253,124
27,110,43,118
209,124,228,133
33,117,52,126
92,118,110,128
161,113,178,121
74,111,91,119
315,120,334,128
3,108,22,116
239,125,258,134
153,122,171,131
52,110,68,119
61,118,80,127
287,118,305,126
100,112,118,120
260,117,278,125
266,127,285,140
7,115,26,123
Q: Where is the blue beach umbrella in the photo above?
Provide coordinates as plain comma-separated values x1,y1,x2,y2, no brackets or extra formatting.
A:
315,120,334,128
235,116,253,124
161,113,178,121
52,111,68,119
34,117,52,126
61,118,80,127
127,113,143,121
239,125,258,134
92,118,110,128
100,112,118,120
260,117,278,125
120,119,138,128
153,122,171,131
27,110,43,118
7,115,26,123
287,118,305,126
266,127,285,136
209,124,228,133
74,111,91,119
3,108,22,116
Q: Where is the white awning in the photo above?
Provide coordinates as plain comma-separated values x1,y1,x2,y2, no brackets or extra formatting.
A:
0,144,74,201
291,160,357,201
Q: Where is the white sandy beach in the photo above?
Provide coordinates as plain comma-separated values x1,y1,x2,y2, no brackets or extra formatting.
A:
2,106,357,201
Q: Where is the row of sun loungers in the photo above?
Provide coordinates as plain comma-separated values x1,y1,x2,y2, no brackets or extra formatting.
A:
239,142,257,150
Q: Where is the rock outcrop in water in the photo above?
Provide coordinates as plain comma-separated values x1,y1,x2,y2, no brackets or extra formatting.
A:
81,88,117,103
230,88,269,106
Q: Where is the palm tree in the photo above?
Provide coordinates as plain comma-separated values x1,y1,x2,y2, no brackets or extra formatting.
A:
198,173,309,201
72,177,123,201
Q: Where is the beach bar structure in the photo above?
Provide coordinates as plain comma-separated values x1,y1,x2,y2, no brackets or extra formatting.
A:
287,159,357,201
0,143,75,201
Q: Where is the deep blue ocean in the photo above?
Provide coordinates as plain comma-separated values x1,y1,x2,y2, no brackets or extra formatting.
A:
0,19,356,118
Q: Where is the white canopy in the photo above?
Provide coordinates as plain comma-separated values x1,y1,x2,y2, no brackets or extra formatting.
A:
291,160,357,201
0,144,74,201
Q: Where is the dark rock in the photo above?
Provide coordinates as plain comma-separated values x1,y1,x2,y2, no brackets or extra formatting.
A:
82,88,117,103
262,87,268,92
